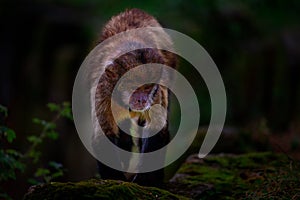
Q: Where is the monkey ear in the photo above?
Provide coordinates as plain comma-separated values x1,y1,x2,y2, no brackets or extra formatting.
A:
141,48,164,64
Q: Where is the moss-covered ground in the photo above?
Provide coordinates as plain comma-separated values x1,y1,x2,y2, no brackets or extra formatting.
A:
167,152,300,199
23,179,188,200
24,152,300,200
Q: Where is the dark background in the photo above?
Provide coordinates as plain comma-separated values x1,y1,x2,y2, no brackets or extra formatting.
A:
1,0,300,198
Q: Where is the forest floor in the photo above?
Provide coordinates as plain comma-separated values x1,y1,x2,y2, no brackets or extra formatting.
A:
23,152,300,200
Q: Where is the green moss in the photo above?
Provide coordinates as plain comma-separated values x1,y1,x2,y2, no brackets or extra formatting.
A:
24,179,188,200
172,152,300,199
24,152,300,199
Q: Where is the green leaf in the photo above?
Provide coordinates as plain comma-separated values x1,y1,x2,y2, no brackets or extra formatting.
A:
13,160,25,172
46,122,56,130
32,118,43,125
34,168,50,177
27,135,42,144
62,102,70,108
27,178,40,185
32,118,40,124
33,118,52,127
49,161,63,169
61,108,73,120
60,102,73,120
47,103,60,112
4,128,16,143
28,150,41,163
51,171,64,179
0,149,25,182
46,131,59,140
6,149,23,158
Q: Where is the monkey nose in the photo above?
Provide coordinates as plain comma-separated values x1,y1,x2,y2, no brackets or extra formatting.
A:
129,93,148,111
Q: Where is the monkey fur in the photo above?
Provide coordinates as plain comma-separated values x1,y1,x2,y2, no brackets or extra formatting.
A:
90,8,177,186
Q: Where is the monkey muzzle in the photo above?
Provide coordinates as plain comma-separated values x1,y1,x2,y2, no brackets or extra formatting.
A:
128,84,158,112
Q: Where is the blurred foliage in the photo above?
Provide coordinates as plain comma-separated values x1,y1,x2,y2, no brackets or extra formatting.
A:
0,103,72,199
1,0,300,130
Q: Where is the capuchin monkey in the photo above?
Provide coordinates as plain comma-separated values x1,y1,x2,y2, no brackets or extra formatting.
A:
90,8,177,186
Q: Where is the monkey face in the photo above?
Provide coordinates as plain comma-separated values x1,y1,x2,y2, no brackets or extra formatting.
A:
116,61,162,113
110,49,165,127
116,68,161,127
125,84,158,127
128,84,158,112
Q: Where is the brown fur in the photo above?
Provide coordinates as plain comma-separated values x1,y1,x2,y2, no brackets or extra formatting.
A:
92,8,177,137
100,8,161,42
88,8,178,185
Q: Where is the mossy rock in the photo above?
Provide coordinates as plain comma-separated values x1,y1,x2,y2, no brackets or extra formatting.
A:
23,179,188,200
167,152,300,199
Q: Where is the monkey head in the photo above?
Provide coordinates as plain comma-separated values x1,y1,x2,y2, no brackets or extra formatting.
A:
111,48,165,127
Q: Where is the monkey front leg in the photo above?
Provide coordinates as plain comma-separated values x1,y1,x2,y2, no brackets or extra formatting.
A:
94,116,133,180
132,127,169,187
94,133,128,181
